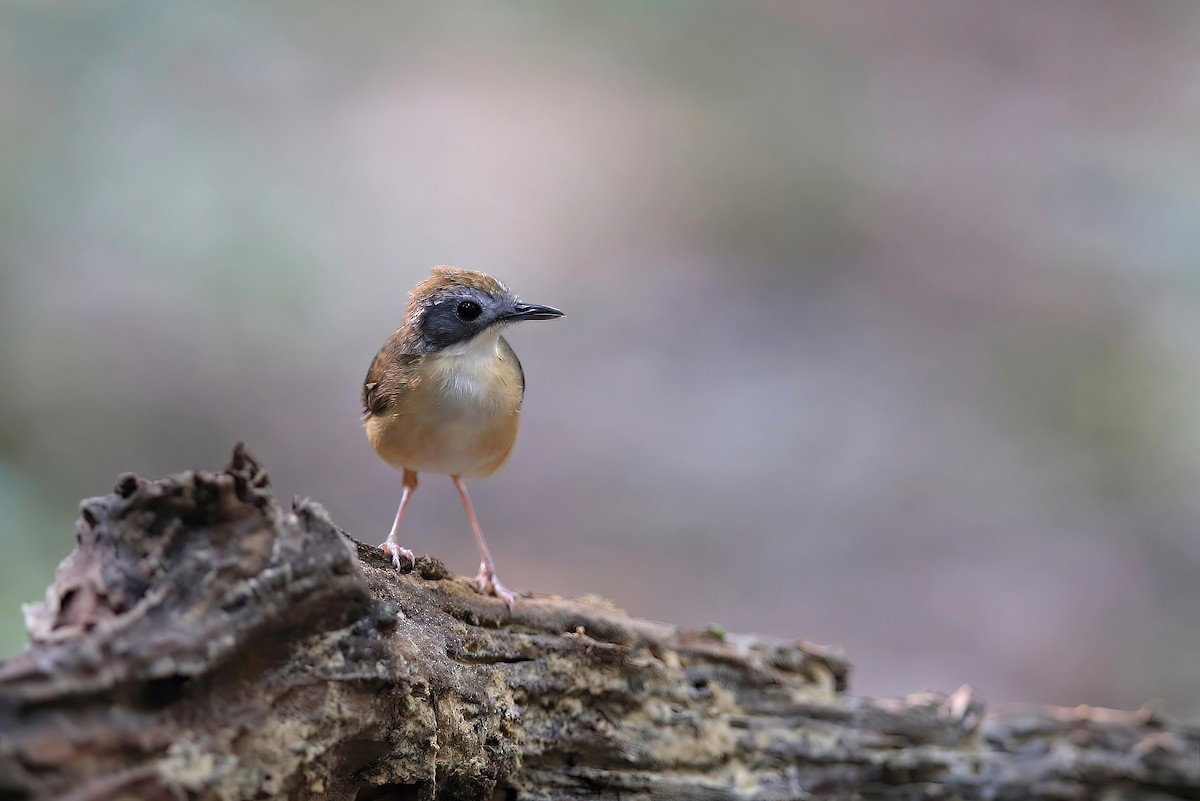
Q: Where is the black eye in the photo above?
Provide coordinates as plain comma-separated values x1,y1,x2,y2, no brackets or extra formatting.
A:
456,300,482,321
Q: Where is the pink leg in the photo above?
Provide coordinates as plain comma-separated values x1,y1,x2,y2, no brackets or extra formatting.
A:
379,469,418,570
451,475,517,609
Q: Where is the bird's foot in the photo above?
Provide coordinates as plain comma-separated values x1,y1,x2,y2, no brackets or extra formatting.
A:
379,541,416,571
476,562,518,610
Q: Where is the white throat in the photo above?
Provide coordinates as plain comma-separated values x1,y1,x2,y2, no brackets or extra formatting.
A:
440,327,502,363
427,327,506,407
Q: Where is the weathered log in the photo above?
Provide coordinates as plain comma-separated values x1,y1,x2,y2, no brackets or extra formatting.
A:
0,446,1196,800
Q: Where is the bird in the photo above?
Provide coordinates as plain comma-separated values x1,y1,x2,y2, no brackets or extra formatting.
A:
361,266,563,608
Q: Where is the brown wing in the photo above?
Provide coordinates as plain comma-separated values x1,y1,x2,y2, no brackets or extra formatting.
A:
361,355,387,417
362,336,420,418
499,335,525,402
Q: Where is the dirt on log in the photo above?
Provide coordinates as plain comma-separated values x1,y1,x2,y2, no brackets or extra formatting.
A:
0,446,1197,801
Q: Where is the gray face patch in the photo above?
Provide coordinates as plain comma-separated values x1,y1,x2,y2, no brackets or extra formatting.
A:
417,287,516,351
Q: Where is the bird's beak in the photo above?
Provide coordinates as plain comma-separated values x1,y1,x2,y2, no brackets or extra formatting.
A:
502,303,564,321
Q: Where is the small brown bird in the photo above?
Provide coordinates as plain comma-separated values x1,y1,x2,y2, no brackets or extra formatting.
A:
362,266,563,607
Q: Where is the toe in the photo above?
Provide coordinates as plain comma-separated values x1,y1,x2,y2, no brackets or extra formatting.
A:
379,542,415,571
476,571,517,610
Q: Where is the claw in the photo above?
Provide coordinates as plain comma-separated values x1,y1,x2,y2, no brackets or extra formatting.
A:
476,562,518,610
379,541,415,571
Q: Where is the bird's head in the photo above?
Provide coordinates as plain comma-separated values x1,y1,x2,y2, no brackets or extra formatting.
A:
405,266,563,354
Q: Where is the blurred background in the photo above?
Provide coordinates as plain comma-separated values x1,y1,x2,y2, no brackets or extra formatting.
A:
2,2,1199,718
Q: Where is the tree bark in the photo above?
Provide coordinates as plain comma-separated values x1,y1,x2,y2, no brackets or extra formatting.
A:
1,446,1197,801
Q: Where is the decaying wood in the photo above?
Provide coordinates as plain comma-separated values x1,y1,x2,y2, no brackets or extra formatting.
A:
0,447,1197,801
